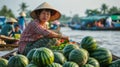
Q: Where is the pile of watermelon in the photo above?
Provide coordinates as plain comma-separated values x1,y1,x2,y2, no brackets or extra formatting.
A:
0,36,120,67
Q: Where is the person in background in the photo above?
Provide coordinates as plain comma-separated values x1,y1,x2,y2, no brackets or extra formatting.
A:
0,18,17,37
18,11,26,31
12,24,22,39
50,20,61,33
18,2,69,55
94,20,104,28
105,16,113,28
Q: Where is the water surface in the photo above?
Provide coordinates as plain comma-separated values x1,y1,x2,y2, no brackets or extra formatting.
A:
61,27,120,57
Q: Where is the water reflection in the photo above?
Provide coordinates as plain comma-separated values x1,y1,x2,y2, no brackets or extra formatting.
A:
61,27,120,57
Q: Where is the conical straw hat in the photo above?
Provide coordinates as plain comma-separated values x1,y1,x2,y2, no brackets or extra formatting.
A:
6,18,17,23
19,11,26,17
30,2,61,21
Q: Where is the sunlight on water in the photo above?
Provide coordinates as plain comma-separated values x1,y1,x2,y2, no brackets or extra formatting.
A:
0,51,11,56
61,27,120,57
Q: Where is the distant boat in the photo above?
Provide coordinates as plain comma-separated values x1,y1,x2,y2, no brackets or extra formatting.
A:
69,13,120,31
69,26,120,31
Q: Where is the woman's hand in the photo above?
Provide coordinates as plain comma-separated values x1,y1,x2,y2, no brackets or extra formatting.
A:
61,36,69,42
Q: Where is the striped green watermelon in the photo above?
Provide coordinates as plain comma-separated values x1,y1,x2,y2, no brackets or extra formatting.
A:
63,44,79,59
63,61,79,67
87,57,100,67
26,64,38,67
0,58,8,67
69,48,88,66
46,63,62,67
32,47,54,67
82,48,89,58
90,47,112,67
109,59,120,67
54,52,66,64
80,36,97,52
8,54,29,67
82,64,94,67
27,48,37,61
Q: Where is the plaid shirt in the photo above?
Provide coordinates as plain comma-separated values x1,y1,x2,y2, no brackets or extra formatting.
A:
18,19,53,53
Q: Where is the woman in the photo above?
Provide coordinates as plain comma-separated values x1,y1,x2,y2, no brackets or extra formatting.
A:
18,11,26,31
0,18,17,37
18,2,69,55
0,18,18,44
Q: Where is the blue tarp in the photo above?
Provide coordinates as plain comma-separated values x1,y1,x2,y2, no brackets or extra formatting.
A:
0,17,6,25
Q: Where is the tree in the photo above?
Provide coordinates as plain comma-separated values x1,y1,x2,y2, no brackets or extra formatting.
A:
0,5,8,16
108,6,120,14
91,9,101,15
101,3,108,14
85,9,101,16
7,9,15,18
0,5,15,18
18,2,28,12
85,9,92,16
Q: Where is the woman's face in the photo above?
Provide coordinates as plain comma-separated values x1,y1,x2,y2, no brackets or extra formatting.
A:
39,10,51,22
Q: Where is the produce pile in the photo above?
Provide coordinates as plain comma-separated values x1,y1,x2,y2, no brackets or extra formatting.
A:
0,36,120,67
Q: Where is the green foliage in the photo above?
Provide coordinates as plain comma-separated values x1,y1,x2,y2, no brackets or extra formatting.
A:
108,6,120,14
50,40,69,50
85,3,120,16
0,5,15,18
18,2,28,12
101,3,108,14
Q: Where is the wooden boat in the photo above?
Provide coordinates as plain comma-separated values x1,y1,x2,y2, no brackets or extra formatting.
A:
69,14,120,31
0,44,18,48
1,48,18,59
0,44,18,51
0,35,19,51
69,25,120,31
0,35,19,43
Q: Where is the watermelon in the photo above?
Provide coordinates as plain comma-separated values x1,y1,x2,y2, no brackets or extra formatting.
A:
82,64,94,67
69,48,88,66
109,59,120,67
63,61,79,67
80,36,97,52
63,44,79,59
82,48,89,58
87,57,100,67
8,54,29,67
90,47,112,67
26,64,38,67
27,48,37,61
46,63,62,67
32,47,54,67
0,58,8,67
54,52,66,64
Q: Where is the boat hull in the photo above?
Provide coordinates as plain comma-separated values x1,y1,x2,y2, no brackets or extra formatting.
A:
70,26,120,31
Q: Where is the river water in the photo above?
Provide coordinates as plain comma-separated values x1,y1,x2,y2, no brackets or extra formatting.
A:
0,27,120,57
61,27,120,57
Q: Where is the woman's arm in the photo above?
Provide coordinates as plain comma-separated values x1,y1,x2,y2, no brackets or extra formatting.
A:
32,21,69,40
